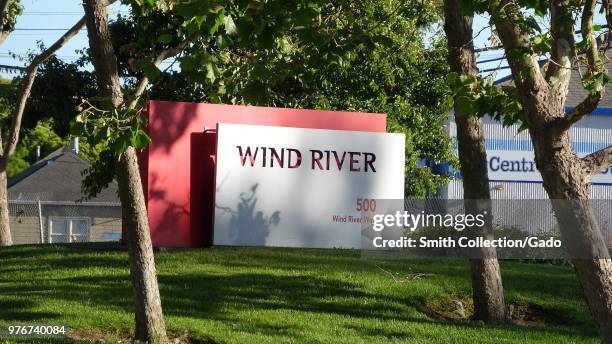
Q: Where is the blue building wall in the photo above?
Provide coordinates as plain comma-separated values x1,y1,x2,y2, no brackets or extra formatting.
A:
443,109,612,199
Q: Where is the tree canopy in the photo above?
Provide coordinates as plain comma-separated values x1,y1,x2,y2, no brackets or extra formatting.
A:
22,55,98,137
106,0,457,196
7,0,456,198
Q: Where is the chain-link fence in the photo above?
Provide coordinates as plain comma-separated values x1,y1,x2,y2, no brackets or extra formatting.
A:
9,200,122,245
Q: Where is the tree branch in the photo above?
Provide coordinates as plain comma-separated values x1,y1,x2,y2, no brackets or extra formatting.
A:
126,41,189,110
604,0,611,49
557,0,605,130
491,1,547,85
489,0,550,126
561,92,602,127
582,0,601,71
0,17,86,170
582,145,612,177
545,0,575,97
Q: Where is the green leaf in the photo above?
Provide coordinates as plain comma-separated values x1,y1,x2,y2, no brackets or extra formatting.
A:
143,63,161,80
455,96,473,117
522,14,542,32
581,71,608,95
111,133,131,156
460,0,490,15
131,130,152,149
93,128,106,143
209,11,225,35
205,62,216,83
519,67,535,81
507,47,531,62
137,115,148,128
259,26,275,50
175,1,204,18
224,15,237,35
531,34,551,54
216,34,231,49
180,55,200,71
134,59,161,80
372,35,394,47
210,94,222,103
294,6,320,27
532,0,547,17
70,121,85,136
157,33,173,44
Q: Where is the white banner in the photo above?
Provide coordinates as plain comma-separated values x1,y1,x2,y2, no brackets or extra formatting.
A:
487,150,612,184
213,123,405,248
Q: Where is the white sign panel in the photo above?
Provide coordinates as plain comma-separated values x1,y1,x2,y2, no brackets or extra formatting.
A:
213,123,405,249
487,149,612,184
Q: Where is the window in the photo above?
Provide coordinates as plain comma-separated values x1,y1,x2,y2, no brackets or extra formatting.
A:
50,218,90,243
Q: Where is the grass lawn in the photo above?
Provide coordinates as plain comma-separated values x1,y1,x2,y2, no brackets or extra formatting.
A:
0,243,599,343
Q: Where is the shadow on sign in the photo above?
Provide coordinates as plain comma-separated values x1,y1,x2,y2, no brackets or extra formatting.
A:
216,183,281,246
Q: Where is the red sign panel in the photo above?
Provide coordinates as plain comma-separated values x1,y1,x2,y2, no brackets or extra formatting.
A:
140,100,387,247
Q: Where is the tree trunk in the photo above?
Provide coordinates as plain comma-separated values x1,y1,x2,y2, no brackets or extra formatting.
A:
573,259,612,342
117,147,167,343
457,114,506,324
82,0,167,342
82,0,123,106
487,1,612,339
0,169,12,246
443,0,506,324
530,128,612,342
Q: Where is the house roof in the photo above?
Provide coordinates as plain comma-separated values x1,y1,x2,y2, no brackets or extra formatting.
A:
7,147,119,203
494,59,612,109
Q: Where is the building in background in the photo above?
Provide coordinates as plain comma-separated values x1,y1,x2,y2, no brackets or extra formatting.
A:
439,61,612,244
7,144,121,244
443,61,612,199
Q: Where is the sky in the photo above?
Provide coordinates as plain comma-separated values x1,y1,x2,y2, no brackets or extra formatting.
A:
0,0,129,78
424,14,512,80
472,14,510,79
